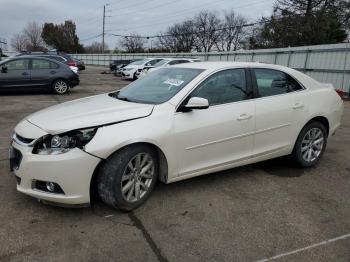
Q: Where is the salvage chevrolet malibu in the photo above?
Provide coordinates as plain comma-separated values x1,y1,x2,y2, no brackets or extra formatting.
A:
10,62,344,211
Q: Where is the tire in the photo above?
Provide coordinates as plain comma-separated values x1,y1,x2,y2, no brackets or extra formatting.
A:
52,79,69,95
292,121,328,167
133,72,137,81
97,145,158,211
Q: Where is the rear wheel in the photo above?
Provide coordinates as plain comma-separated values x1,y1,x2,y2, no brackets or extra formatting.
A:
52,79,69,95
97,145,158,211
292,122,327,167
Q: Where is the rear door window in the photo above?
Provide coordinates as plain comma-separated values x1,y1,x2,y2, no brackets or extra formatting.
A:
253,68,303,97
32,59,58,70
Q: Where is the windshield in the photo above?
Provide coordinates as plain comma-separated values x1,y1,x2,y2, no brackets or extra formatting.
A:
153,59,170,67
113,67,204,104
128,60,148,66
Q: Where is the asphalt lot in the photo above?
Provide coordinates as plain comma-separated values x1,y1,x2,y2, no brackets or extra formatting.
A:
0,66,350,262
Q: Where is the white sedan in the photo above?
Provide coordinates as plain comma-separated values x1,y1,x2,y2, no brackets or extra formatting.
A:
138,58,199,78
10,62,343,211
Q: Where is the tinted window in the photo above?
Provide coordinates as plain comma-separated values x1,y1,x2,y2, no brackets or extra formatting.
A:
168,60,189,65
191,69,247,106
168,60,181,65
154,60,169,67
148,59,162,66
254,69,303,97
179,60,190,64
32,59,58,70
4,59,29,70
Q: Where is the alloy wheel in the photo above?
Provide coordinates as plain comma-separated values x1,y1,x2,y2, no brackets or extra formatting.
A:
301,127,325,163
121,153,155,203
54,80,68,94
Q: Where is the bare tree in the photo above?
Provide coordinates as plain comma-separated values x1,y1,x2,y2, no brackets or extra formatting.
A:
11,33,28,51
85,42,109,53
215,11,248,51
119,33,146,53
157,19,196,52
22,22,45,51
193,11,222,52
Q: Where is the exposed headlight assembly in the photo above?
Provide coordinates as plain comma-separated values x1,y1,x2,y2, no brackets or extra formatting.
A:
33,128,97,155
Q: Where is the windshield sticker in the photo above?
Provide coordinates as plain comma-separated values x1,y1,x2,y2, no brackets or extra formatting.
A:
163,78,184,86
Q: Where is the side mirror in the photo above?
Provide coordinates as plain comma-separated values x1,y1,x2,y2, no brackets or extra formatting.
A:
146,63,151,66
1,66,7,73
183,97,209,111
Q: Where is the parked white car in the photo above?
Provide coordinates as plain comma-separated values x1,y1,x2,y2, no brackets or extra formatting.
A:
10,62,343,211
122,58,164,80
138,58,199,78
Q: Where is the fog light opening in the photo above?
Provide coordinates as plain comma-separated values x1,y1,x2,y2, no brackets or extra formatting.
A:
33,180,65,195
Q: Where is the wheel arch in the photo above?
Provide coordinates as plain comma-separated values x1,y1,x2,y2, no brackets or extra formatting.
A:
89,142,169,203
292,115,330,153
51,77,70,88
303,116,330,136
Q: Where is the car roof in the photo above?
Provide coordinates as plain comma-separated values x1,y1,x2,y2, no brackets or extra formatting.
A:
172,61,292,71
172,61,320,88
3,56,65,64
161,58,195,61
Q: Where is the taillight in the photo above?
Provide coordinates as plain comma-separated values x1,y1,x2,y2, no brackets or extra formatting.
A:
335,89,344,100
68,61,77,67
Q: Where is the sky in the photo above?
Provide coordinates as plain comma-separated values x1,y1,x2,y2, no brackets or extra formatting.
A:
0,0,275,50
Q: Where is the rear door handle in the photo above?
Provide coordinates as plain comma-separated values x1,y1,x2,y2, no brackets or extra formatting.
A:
237,114,252,121
293,103,304,109
22,72,29,76
50,71,56,74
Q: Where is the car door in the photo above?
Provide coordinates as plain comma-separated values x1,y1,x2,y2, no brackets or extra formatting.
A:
172,68,255,177
0,59,30,89
30,58,59,88
251,68,305,156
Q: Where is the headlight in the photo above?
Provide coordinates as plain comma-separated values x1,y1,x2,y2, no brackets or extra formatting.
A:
33,128,97,155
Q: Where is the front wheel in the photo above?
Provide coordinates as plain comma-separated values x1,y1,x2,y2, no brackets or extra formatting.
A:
52,79,69,95
97,145,158,211
292,122,327,167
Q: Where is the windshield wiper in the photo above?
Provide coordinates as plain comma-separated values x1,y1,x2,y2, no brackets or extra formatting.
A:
109,92,130,102
117,95,130,102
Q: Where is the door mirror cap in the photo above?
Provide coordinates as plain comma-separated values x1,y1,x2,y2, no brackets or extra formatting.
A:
184,97,209,110
1,66,7,73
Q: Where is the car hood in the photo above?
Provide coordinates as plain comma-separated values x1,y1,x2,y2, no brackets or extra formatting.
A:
26,93,154,134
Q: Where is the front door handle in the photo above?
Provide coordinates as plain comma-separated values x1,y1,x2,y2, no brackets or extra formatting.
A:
237,114,252,121
22,72,29,76
293,103,304,109
50,71,56,74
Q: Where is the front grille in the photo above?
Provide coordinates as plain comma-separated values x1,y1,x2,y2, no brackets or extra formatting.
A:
15,134,34,145
10,148,22,170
